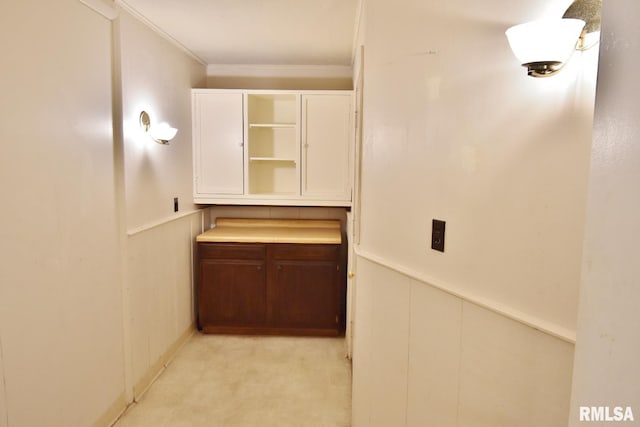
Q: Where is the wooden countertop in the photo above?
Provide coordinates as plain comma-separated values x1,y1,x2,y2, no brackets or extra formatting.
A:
196,218,342,244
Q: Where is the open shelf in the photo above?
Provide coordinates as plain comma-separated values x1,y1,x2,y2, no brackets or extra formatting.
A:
249,123,296,129
248,160,298,195
248,94,297,125
246,93,300,197
250,157,297,162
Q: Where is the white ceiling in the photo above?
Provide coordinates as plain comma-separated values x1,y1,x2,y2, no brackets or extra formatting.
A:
119,0,361,66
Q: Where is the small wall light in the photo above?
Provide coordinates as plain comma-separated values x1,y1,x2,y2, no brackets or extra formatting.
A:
139,111,178,145
505,0,601,77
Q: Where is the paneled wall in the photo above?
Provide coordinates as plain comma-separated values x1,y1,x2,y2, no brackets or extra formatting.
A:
126,213,203,397
569,1,640,423
351,0,598,424
0,1,207,425
116,2,207,402
0,1,125,425
352,260,574,427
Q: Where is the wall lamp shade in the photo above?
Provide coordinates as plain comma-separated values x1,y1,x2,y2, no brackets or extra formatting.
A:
139,111,178,145
506,19,585,77
506,0,602,77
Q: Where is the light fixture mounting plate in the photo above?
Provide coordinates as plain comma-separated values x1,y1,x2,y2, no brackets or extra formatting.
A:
562,0,601,35
139,111,151,132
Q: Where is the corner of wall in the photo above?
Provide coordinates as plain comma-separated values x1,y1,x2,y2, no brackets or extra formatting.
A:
0,336,7,427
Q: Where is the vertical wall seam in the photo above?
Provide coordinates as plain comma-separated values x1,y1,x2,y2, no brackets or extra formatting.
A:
455,301,465,426
189,213,199,325
403,281,413,427
78,0,117,19
0,335,9,426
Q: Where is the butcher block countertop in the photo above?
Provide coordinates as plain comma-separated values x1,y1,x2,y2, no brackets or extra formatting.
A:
196,218,342,244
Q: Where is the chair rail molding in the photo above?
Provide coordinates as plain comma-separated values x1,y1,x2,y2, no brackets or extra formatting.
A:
354,245,577,344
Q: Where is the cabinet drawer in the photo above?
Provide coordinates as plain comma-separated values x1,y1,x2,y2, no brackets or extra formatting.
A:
198,243,266,260
270,244,339,261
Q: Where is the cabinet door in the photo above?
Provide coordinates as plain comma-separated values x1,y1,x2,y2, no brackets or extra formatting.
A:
199,259,266,327
270,260,340,331
193,92,244,196
301,94,352,201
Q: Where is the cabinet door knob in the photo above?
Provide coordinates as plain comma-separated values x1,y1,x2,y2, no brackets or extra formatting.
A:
277,265,282,270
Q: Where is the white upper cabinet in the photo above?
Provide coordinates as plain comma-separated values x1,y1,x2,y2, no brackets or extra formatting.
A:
302,94,352,201
192,89,353,206
192,91,244,196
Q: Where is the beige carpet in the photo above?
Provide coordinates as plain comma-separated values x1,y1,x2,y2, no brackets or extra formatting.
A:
113,334,352,427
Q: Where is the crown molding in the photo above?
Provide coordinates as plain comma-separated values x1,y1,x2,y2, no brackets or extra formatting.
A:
351,0,365,68
79,0,118,20
206,64,353,79
114,0,207,65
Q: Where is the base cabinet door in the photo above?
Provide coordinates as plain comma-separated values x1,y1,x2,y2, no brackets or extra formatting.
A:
198,243,267,332
199,259,266,329
269,243,344,334
271,260,340,331
197,242,346,336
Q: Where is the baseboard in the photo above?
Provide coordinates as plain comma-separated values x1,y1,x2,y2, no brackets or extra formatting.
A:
132,324,196,400
93,392,127,427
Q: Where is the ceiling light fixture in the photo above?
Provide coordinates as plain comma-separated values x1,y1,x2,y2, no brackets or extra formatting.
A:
505,0,602,78
139,111,178,145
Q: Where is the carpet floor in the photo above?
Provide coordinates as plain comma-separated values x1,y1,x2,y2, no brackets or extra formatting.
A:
113,334,352,427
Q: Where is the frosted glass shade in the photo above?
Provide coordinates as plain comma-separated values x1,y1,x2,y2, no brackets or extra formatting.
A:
152,122,178,143
505,18,585,65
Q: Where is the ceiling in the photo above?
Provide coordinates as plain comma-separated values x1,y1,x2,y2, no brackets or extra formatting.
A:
119,0,361,66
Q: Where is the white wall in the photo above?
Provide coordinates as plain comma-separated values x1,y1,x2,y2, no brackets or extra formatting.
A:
115,5,207,398
0,344,5,427
569,1,640,424
0,1,125,425
0,1,207,425
118,8,205,230
352,0,598,425
358,0,597,334
206,65,353,90
206,206,348,228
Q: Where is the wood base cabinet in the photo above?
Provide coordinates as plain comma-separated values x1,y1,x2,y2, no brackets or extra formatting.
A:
197,242,346,336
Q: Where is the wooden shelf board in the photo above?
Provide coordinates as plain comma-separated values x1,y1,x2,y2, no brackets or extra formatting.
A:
249,157,297,163
249,123,296,128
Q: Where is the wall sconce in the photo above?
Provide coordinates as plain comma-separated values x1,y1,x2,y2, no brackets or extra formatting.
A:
139,111,178,145
505,0,602,77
